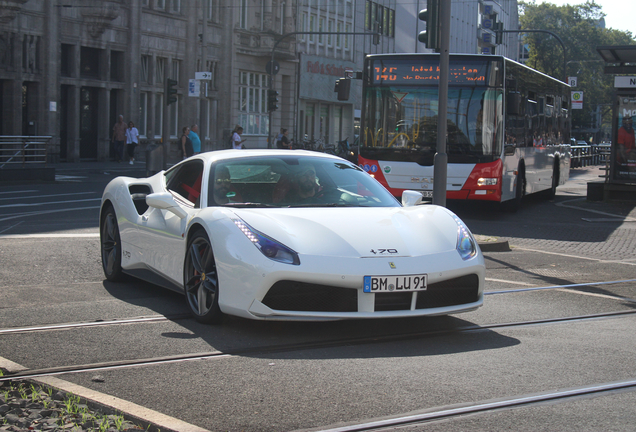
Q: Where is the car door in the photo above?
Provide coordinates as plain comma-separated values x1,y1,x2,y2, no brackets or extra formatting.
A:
137,159,205,287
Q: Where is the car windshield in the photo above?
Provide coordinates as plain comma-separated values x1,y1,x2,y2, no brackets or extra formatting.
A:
207,155,400,208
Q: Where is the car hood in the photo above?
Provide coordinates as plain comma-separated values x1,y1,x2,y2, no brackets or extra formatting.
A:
231,206,461,258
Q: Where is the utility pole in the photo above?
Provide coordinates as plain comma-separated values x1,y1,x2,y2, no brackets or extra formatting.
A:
432,0,450,207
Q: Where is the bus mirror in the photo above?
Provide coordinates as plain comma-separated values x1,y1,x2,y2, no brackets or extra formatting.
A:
507,93,521,115
334,78,351,101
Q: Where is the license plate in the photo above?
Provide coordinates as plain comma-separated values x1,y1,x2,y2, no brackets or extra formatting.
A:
363,274,428,293
420,190,433,198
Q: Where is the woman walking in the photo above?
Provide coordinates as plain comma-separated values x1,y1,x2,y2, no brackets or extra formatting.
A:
125,121,139,165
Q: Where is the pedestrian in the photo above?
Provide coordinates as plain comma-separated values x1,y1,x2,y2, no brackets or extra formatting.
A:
232,125,247,149
279,128,291,149
125,121,139,165
181,126,194,159
275,128,284,149
111,115,127,162
189,124,202,154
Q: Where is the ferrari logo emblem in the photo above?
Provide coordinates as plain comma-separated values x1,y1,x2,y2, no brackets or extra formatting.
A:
389,262,396,269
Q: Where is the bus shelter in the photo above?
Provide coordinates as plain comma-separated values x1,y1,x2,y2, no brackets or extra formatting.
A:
596,45,636,200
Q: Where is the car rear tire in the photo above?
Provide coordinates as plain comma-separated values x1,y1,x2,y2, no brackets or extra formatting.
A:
100,206,124,282
184,230,223,324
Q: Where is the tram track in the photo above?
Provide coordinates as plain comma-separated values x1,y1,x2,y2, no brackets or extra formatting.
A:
311,379,636,432
2,308,636,383
1,278,634,337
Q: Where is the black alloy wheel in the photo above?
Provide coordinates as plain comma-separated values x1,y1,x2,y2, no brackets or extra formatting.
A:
184,230,222,324
101,206,124,281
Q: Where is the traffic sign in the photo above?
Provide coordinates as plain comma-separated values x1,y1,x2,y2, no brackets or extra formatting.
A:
266,60,280,75
189,79,200,97
568,76,577,87
571,91,583,102
195,72,212,80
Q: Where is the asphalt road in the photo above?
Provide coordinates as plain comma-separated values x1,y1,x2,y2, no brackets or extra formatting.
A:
1,162,635,432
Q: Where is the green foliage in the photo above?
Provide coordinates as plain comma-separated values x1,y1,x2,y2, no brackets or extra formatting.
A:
519,1,636,139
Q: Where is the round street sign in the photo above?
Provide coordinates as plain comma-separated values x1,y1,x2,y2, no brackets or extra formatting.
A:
266,60,280,75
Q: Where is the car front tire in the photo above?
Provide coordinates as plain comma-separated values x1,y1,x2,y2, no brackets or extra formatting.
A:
184,230,223,324
100,206,124,281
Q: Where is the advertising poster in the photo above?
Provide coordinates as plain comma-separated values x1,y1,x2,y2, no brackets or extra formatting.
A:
613,93,636,183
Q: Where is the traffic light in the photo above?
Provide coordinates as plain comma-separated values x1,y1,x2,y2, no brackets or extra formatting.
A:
418,0,440,52
165,78,178,106
334,78,351,101
267,89,279,112
494,22,503,45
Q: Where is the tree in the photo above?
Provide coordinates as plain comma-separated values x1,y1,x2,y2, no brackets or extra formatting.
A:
519,1,635,141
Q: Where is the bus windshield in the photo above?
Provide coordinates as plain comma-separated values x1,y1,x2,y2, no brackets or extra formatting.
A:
362,86,503,165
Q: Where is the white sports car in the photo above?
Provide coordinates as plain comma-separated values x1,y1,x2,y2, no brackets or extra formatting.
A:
100,150,484,323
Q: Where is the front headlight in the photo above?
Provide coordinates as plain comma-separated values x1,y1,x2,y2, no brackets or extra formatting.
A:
233,219,300,265
453,215,477,261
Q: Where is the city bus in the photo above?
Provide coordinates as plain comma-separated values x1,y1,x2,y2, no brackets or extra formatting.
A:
358,53,571,209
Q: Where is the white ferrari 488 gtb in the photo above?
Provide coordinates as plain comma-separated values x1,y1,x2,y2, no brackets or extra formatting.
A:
100,150,484,323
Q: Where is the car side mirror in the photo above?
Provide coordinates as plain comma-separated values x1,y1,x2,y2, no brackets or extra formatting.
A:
504,144,516,156
402,190,424,207
146,192,188,219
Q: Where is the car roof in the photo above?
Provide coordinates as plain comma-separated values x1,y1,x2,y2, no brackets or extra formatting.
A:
196,149,344,164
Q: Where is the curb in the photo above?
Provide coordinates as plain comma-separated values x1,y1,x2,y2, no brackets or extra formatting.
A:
475,235,511,252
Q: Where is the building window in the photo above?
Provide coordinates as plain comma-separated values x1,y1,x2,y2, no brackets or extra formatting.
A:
206,0,217,21
239,0,247,29
141,55,150,83
170,96,178,138
279,1,285,34
206,60,217,90
110,50,124,82
156,0,165,10
170,0,180,13
139,92,148,137
336,22,342,48
345,23,351,50
309,15,315,43
61,44,73,77
171,59,180,81
80,46,100,79
319,17,325,44
389,9,395,37
238,71,268,136
365,0,371,30
327,19,334,46
300,13,307,41
156,57,165,84
154,94,163,139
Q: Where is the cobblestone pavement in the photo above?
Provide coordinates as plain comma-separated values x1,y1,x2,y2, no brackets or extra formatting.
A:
457,166,636,262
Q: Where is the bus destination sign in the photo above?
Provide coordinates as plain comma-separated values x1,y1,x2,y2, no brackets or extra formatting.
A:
371,61,491,86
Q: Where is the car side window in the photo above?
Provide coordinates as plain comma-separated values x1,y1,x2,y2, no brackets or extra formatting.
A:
165,160,204,207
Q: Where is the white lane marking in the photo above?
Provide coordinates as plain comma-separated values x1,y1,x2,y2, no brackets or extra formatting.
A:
0,355,211,432
556,198,636,222
485,278,537,286
0,206,101,223
0,197,101,209
0,192,96,202
0,233,99,239
0,190,38,195
514,247,636,266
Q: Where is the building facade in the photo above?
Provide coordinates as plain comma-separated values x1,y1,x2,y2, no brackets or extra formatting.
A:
0,0,519,163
